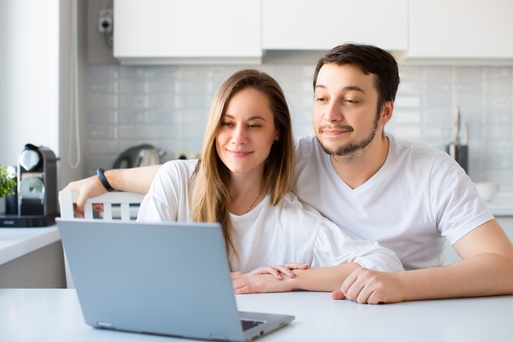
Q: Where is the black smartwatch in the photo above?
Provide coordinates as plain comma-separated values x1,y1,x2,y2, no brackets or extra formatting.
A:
97,168,114,192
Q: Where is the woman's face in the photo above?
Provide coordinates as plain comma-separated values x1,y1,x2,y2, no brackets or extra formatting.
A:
216,87,278,177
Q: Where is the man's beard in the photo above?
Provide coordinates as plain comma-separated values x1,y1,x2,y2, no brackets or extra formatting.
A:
317,113,380,157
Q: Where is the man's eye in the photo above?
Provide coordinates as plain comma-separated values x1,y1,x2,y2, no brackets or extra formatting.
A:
345,99,359,104
315,97,327,102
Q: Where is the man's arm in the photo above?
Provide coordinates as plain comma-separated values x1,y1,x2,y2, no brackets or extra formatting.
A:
232,263,361,294
62,165,161,214
333,219,513,303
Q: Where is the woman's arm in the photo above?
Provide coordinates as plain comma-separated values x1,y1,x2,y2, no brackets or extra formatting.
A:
61,165,161,214
104,165,161,193
232,263,362,294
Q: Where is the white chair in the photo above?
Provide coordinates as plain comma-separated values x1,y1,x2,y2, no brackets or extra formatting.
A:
59,191,145,221
58,190,145,287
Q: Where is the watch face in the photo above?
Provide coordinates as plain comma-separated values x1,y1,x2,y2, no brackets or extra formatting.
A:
19,176,44,200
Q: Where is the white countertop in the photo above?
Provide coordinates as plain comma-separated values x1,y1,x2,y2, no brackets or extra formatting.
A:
1,289,512,341
485,192,513,217
0,225,59,265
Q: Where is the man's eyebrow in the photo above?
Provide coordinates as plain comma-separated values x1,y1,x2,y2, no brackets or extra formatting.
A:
315,84,367,94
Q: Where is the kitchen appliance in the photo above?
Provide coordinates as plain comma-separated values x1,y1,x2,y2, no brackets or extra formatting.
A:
0,144,58,227
112,144,166,169
446,106,469,173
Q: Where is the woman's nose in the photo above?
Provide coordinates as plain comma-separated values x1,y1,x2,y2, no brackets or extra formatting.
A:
231,126,247,144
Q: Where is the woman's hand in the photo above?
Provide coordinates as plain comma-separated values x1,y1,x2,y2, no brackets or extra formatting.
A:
246,263,309,280
61,175,107,218
231,263,309,294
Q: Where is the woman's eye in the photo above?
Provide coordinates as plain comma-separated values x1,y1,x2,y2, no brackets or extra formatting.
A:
221,121,234,127
248,124,262,129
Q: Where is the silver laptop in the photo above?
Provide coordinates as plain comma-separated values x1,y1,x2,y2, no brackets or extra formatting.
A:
57,218,294,341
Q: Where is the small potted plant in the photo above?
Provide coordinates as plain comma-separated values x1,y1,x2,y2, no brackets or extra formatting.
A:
0,166,16,214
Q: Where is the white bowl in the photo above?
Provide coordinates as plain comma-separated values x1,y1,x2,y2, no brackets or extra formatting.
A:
474,182,500,202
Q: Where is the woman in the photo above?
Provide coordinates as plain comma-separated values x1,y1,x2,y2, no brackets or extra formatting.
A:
137,69,403,294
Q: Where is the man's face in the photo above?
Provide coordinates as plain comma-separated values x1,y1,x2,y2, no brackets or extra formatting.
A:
312,63,382,157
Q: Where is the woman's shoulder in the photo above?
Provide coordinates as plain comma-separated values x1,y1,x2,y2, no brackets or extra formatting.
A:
153,159,198,190
294,135,318,156
275,192,324,223
160,159,198,176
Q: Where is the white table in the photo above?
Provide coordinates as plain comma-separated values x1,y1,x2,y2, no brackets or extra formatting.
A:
1,289,512,341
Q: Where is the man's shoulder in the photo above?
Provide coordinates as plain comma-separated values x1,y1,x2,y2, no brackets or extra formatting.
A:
295,134,320,158
392,136,448,160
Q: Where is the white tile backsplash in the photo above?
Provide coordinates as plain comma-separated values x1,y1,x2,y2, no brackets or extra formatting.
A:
85,64,513,192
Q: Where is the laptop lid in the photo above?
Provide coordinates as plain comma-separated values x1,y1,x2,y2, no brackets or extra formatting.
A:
57,218,294,341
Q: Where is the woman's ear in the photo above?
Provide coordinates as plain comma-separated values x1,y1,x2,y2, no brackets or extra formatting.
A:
274,130,280,142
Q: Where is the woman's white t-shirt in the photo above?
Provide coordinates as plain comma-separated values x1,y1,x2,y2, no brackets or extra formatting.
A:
137,159,403,273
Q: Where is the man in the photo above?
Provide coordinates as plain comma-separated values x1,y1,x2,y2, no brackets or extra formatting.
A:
64,43,513,304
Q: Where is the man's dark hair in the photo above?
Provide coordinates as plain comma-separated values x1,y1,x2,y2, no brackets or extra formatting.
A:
313,43,400,110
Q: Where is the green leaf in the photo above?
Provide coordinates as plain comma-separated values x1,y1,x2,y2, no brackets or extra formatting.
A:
0,166,17,198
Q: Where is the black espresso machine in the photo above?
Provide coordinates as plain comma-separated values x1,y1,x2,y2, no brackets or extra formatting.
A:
0,144,59,227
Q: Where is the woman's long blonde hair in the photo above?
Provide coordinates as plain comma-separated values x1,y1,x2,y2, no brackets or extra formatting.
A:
189,69,295,258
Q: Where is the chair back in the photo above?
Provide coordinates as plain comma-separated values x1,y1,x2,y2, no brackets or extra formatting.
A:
59,191,145,220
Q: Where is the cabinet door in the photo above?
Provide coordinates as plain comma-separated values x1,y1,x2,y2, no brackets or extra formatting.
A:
113,0,261,63
408,0,513,59
262,0,408,51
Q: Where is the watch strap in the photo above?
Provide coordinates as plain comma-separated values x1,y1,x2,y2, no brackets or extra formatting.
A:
97,168,114,192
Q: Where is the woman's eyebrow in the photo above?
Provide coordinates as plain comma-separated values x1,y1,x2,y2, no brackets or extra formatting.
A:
222,114,268,121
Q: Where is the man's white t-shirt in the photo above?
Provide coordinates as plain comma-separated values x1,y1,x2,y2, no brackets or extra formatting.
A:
293,134,494,270
137,159,403,273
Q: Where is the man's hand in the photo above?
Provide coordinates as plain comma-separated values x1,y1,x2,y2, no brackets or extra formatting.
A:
331,267,405,304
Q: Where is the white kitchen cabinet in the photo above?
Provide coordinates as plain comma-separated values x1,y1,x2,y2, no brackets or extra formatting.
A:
113,0,261,64
262,0,408,51
408,0,513,60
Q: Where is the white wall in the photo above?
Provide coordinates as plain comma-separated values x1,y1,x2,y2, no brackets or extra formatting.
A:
0,0,59,167
0,0,87,189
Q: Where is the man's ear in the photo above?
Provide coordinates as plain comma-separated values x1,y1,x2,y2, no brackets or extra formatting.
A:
380,101,394,124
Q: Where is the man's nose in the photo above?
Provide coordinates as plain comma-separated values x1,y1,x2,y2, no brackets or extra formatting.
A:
324,102,343,122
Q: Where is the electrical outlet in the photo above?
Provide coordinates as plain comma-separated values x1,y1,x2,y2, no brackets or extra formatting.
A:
174,150,201,160
98,9,113,33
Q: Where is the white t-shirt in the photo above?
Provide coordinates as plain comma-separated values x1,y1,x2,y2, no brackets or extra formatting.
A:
137,159,403,273
293,134,494,270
